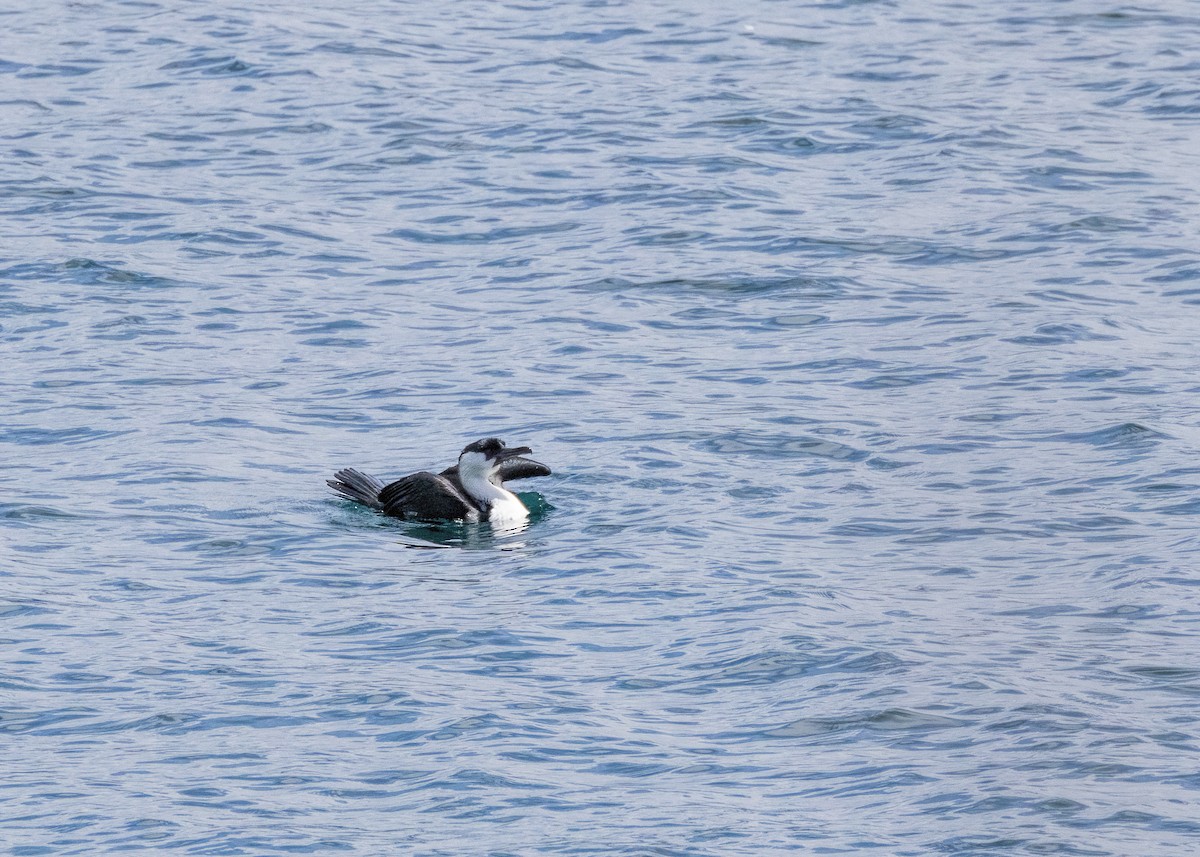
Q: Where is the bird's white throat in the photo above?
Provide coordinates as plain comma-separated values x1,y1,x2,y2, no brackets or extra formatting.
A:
456,451,529,522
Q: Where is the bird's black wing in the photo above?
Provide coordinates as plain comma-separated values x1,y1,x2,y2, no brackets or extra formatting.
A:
378,471,479,521
440,456,551,485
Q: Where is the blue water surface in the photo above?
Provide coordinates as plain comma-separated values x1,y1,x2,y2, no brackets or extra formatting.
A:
3,1,1200,855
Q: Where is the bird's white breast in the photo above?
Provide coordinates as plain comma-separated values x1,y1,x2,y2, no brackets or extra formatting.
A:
486,492,529,523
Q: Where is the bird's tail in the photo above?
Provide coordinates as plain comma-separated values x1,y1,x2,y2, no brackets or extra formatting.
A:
327,468,386,510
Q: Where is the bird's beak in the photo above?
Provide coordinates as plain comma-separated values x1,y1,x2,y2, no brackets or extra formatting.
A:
494,445,532,463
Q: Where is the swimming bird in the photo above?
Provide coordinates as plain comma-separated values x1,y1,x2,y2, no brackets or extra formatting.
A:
328,437,550,523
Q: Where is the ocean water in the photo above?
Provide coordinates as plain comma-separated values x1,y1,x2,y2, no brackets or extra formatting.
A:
3,1,1200,854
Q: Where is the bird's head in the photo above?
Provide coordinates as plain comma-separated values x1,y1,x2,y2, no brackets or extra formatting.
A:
457,437,534,483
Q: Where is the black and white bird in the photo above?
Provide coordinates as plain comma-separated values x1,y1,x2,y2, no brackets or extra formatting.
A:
328,438,550,523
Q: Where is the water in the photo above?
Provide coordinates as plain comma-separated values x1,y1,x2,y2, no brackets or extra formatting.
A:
3,1,1200,854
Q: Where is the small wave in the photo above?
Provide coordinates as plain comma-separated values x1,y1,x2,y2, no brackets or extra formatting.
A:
703,432,867,462
1045,422,1168,447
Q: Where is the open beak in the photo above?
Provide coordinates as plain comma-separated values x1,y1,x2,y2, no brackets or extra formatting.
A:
493,445,532,463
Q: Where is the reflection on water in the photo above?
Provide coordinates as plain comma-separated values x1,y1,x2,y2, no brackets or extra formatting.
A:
395,519,529,551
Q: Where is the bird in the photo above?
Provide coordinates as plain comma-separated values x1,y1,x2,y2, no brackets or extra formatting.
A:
327,437,550,523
